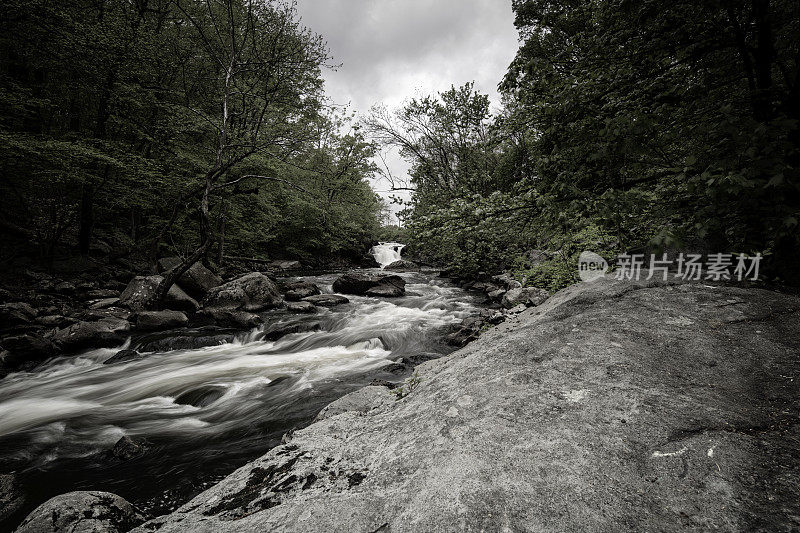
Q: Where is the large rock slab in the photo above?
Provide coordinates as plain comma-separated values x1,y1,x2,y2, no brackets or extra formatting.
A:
203,272,282,312
283,281,321,302
134,278,800,532
158,257,223,299
51,318,130,352
119,276,198,312
135,310,189,331
16,491,146,533
332,273,405,297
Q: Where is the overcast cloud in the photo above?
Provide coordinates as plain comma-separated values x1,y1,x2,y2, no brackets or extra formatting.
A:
296,0,520,222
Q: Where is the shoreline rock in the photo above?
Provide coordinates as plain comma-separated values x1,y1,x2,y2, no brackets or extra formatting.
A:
130,278,800,532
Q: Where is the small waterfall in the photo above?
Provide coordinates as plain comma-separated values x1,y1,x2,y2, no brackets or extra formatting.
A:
371,242,405,268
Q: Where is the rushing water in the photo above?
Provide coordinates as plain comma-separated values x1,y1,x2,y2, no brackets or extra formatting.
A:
371,242,405,268
0,266,479,527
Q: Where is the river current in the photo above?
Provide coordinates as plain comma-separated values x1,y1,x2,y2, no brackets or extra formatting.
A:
0,244,479,526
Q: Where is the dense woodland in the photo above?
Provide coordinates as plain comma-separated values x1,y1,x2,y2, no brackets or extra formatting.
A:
0,0,383,289
371,0,800,289
2,0,800,293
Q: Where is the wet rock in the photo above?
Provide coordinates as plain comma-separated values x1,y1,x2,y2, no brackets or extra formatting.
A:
133,279,800,533
203,272,282,312
135,310,189,331
365,285,404,297
301,294,349,308
103,349,143,365
163,284,200,313
383,260,419,272
501,286,550,308
286,301,317,314
175,386,226,408
89,298,120,310
0,302,36,327
109,436,149,460
118,276,161,311
119,276,200,313
0,473,24,524
54,281,76,295
136,334,233,353
158,257,223,300
315,386,394,422
78,307,130,321
16,491,147,533
86,289,120,299
263,323,320,341
1,333,56,366
269,260,302,271
283,281,321,301
197,309,262,329
51,318,131,352
34,315,74,328
487,288,506,302
332,273,405,297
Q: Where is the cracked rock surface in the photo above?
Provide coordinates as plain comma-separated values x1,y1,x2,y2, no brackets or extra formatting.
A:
132,278,800,532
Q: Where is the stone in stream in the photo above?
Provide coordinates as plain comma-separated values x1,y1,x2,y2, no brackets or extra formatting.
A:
196,308,263,329
131,278,800,532
203,272,282,312
262,322,320,342
136,334,234,353
158,257,223,300
0,473,24,524
119,275,199,313
103,349,143,365
135,310,189,331
332,272,405,297
383,259,419,272
51,317,131,353
175,386,226,408
109,436,149,460
286,301,317,314
0,302,36,327
0,333,57,366
301,294,349,308
15,491,147,533
283,281,321,301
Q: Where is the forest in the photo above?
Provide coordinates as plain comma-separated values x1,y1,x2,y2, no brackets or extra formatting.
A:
371,0,800,290
0,0,384,290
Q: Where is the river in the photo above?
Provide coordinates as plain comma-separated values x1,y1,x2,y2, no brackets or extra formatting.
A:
0,244,479,527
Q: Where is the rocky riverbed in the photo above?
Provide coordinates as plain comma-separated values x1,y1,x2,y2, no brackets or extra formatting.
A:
101,277,799,532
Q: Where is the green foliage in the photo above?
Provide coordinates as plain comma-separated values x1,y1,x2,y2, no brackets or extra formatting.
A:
0,0,381,265
377,0,800,284
391,372,421,400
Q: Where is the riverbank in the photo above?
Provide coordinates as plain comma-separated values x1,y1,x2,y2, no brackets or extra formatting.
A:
111,277,800,532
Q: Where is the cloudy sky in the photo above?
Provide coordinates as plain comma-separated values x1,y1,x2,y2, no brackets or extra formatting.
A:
296,0,520,223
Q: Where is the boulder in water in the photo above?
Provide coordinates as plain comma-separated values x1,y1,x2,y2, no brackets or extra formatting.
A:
263,322,320,341
301,294,349,308
15,491,147,533
109,436,149,460
203,272,282,312
103,349,143,365
283,281,320,301
175,386,226,408
0,473,24,524
365,285,404,297
196,308,263,329
135,310,189,331
1,333,56,366
136,334,233,353
52,318,130,352
287,301,317,314
158,257,223,300
119,276,199,312
332,273,405,297
383,260,419,272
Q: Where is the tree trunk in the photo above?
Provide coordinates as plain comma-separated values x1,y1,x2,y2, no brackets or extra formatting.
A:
217,195,226,264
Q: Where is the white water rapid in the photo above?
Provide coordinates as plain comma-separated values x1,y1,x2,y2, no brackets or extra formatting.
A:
0,269,479,523
370,242,405,268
